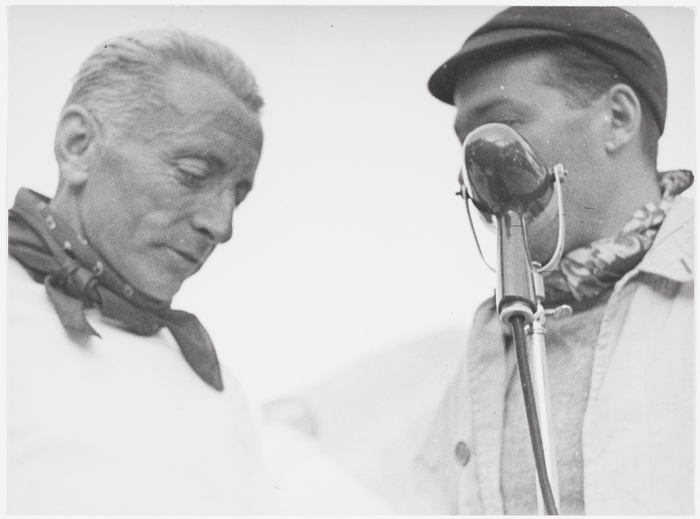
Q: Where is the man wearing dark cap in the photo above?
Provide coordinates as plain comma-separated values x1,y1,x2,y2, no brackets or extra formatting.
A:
411,7,693,515
7,30,267,513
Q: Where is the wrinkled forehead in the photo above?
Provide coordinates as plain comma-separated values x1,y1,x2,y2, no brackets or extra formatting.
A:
162,64,263,151
111,65,263,158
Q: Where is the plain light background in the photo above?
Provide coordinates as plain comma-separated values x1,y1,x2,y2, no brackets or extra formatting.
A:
5,5,696,407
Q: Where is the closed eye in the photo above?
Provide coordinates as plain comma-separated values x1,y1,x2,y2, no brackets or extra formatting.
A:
175,157,210,187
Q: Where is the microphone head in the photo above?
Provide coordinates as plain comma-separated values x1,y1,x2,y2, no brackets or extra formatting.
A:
463,123,553,218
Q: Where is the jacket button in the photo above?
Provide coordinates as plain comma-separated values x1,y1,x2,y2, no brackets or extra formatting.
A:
454,441,472,466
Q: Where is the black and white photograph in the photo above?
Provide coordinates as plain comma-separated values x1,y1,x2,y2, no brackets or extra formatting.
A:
4,4,696,515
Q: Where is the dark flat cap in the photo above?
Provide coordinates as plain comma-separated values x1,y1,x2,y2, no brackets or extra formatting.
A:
428,7,667,133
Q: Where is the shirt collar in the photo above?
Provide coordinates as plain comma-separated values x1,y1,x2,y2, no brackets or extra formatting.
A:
635,196,694,282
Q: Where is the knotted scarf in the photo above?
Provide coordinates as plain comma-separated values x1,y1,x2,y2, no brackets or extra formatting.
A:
8,188,224,391
542,169,694,303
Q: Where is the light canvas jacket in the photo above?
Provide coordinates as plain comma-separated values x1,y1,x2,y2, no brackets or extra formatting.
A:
6,256,266,515
411,196,694,515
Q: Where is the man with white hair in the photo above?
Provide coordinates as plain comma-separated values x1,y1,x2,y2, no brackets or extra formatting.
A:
7,29,266,514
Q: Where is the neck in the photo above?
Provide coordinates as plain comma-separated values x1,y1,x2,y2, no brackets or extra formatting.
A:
595,159,661,239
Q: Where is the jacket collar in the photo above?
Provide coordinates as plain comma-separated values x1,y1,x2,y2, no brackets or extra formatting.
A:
635,196,694,283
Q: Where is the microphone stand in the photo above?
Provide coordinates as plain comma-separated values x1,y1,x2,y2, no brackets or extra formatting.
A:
499,164,569,515
497,213,563,515
527,269,570,514
460,125,569,513
523,164,569,514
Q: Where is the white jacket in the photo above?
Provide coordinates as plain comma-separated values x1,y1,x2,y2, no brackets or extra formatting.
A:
6,256,266,514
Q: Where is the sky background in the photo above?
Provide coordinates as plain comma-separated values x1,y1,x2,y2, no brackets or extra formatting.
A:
5,5,696,406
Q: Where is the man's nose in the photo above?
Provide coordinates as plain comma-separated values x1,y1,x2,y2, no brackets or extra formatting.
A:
192,189,235,244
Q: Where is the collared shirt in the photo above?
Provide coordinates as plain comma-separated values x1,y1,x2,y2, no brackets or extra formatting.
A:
6,257,266,514
410,196,694,515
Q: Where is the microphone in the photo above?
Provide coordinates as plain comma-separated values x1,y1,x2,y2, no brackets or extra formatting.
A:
461,123,557,324
460,122,567,515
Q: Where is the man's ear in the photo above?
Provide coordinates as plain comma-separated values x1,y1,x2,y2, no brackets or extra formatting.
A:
604,84,643,154
54,105,102,187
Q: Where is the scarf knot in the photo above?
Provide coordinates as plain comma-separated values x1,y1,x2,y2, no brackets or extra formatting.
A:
50,257,99,302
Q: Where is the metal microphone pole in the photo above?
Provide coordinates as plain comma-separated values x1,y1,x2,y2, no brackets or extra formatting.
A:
461,124,569,515
497,213,561,515
527,270,569,514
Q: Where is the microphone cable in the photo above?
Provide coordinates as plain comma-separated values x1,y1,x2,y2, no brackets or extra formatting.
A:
510,314,559,515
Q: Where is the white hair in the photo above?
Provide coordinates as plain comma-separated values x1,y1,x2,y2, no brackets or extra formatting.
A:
63,28,263,136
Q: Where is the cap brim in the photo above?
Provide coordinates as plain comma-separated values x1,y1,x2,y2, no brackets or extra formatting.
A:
428,27,569,105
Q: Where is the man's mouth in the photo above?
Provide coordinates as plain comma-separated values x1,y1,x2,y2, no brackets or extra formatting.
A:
170,248,202,266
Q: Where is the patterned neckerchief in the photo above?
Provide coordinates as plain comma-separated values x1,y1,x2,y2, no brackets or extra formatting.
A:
542,169,694,304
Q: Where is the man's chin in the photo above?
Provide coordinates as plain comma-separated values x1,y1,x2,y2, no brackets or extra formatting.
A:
128,273,183,304
132,253,205,302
